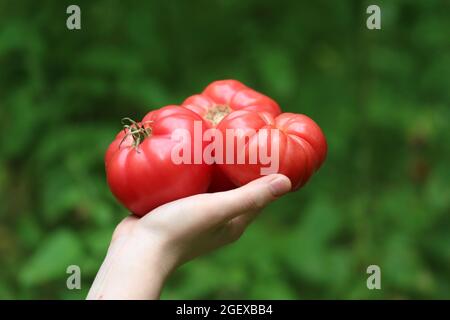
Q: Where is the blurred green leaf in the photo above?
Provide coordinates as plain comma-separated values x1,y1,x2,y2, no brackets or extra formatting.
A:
19,229,85,287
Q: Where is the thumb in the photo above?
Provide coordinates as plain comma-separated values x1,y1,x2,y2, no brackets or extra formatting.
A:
145,174,291,229
206,174,292,224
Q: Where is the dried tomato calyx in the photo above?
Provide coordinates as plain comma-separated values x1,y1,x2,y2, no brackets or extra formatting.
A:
120,117,152,149
205,105,231,126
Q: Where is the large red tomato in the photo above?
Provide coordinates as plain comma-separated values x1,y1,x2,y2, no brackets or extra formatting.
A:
182,79,281,127
181,80,282,191
216,110,327,190
105,105,211,216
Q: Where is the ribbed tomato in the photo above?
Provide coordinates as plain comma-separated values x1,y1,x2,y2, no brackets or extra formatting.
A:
181,80,281,191
216,110,327,190
105,105,211,216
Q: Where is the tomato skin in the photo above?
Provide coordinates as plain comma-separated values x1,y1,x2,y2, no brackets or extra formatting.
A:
181,80,281,128
181,80,282,191
216,110,327,190
105,105,212,216
207,166,237,192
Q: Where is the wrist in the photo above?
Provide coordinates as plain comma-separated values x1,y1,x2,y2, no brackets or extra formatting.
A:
87,228,173,300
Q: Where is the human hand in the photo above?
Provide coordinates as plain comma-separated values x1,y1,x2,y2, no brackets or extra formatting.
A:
87,174,291,299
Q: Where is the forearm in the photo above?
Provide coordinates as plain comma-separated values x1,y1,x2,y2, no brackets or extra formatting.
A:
87,175,291,299
87,232,172,300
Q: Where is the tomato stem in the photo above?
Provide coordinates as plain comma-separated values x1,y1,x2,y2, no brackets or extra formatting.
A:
205,105,231,126
119,117,153,151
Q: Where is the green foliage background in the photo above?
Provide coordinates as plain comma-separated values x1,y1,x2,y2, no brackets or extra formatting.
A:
0,0,449,299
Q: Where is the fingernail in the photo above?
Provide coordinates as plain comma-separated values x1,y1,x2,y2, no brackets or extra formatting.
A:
268,176,291,197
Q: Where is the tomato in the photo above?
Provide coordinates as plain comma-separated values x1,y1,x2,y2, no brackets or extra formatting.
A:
207,165,237,192
181,80,282,191
216,110,327,190
182,79,281,128
105,105,212,216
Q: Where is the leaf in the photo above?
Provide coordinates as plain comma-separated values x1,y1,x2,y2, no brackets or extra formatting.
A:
19,230,85,287
381,234,435,294
255,46,297,98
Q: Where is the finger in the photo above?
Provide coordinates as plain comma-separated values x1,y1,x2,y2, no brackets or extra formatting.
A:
222,197,269,244
228,206,262,233
206,173,291,224
112,216,139,242
144,174,291,231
